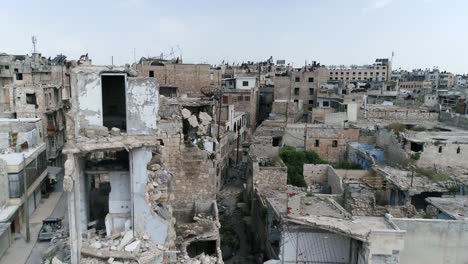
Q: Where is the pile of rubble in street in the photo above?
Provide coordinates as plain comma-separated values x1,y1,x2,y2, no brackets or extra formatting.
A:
79,231,163,264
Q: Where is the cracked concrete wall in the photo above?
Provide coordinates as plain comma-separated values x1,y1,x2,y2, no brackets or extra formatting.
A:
126,78,159,135
72,66,158,135
73,68,104,131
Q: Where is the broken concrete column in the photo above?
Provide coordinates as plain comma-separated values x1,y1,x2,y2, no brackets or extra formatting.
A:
110,127,121,136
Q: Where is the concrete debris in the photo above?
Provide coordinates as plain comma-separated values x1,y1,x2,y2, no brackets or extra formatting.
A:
188,115,199,128
84,125,109,137
178,253,218,264
110,127,121,136
51,256,64,264
124,240,141,252
182,108,192,119
198,112,212,125
118,231,134,250
81,231,161,264
91,241,103,249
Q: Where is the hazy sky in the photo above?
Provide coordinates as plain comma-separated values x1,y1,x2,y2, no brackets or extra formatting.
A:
1,0,466,73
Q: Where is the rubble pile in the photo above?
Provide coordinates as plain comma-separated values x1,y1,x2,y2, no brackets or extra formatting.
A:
176,253,218,264
181,108,213,137
146,153,175,221
80,230,163,264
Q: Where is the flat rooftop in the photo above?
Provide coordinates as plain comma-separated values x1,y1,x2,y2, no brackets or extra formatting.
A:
404,131,468,143
0,143,46,172
288,193,349,219
289,215,399,242
376,166,448,194
426,196,468,220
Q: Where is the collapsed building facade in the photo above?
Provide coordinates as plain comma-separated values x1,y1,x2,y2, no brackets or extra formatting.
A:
63,65,222,263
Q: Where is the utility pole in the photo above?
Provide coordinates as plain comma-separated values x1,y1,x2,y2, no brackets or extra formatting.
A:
22,154,30,242
236,127,240,165
285,69,293,126
217,87,223,143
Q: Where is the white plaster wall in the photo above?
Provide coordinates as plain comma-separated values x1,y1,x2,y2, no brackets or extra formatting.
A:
126,78,159,135
235,77,256,90
281,230,351,263
76,71,103,129
131,148,168,244
417,144,467,169
108,172,131,214
394,218,468,264
347,103,358,122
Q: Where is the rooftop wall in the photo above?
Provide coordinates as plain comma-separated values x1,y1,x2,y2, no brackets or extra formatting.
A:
393,218,468,264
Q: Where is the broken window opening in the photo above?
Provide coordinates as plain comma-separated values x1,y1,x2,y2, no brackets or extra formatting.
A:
157,139,164,146
160,87,177,98
149,70,154,77
438,146,443,153
85,150,130,233
101,75,126,131
242,81,249,87
272,137,281,147
457,146,460,154
410,142,424,152
26,93,37,105
411,192,442,210
294,88,300,95
315,140,320,147
187,240,217,258
16,73,23,80
332,140,338,147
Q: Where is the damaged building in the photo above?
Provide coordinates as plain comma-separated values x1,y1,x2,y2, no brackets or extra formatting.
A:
63,64,222,264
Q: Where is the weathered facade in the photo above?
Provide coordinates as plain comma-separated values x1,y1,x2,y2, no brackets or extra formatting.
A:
63,65,222,264
305,126,360,163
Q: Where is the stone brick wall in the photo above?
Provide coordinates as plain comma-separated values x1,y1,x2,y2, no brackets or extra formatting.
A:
303,164,328,185
160,136,217,211
253,162,287,191
305,127,360,163
136,64,211,95
366,108,438,121
343,182,376,216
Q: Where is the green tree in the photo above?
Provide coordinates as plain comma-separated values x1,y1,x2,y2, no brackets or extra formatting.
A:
279,146,326,187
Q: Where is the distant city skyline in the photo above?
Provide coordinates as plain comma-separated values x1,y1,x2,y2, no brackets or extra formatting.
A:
1,0,467,73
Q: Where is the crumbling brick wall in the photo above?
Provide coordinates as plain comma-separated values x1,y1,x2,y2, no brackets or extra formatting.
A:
161,136,217,212
253,161,287,191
